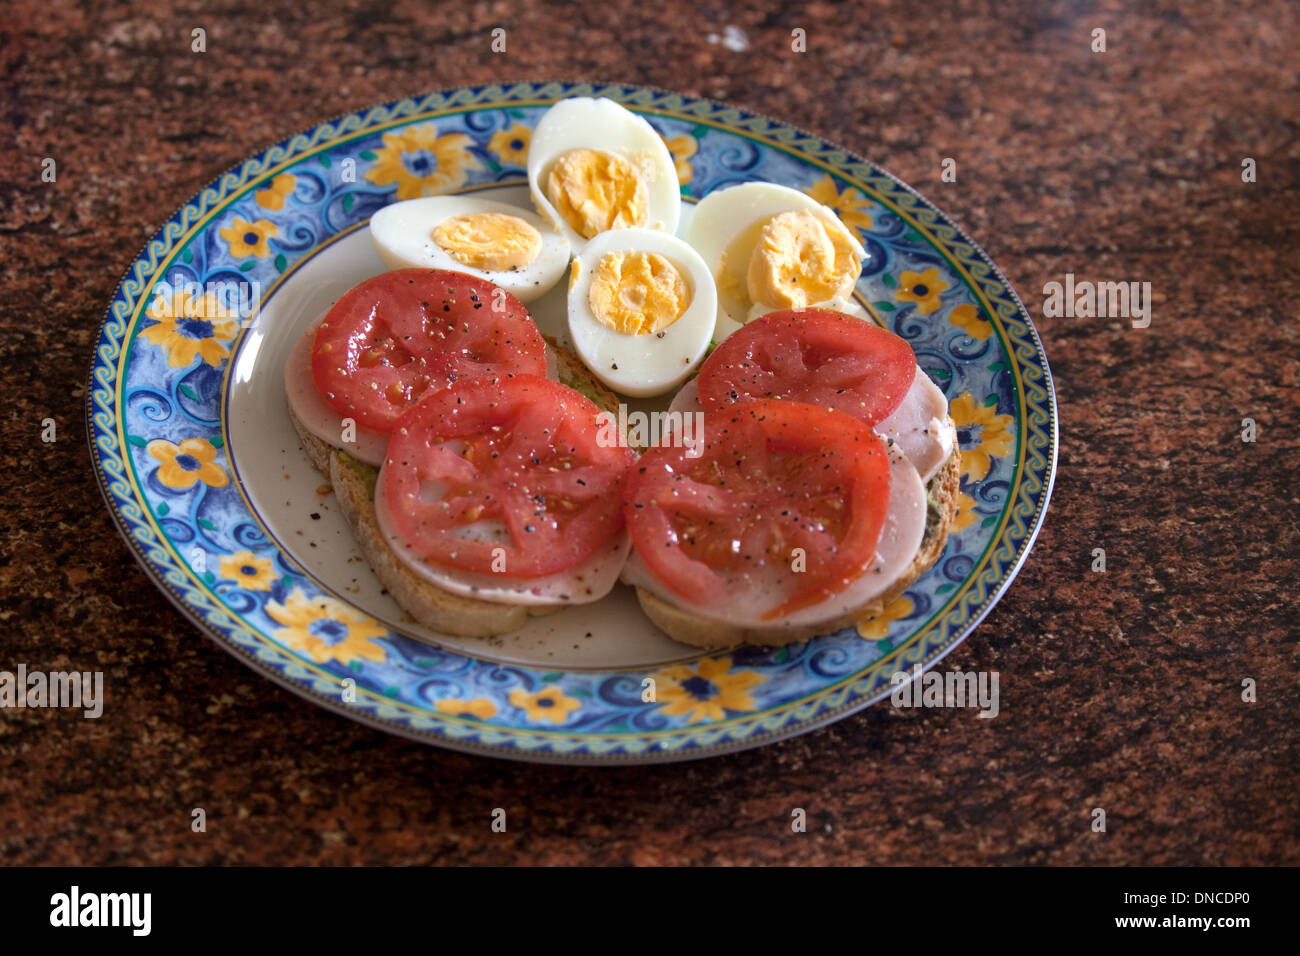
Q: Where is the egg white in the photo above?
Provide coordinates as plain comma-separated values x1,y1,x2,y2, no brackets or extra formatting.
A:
567,228,717,397
368,196,571,303
527,97,681,254
745,293,872,326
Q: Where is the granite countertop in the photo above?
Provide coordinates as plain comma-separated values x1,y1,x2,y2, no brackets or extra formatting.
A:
1,1,1296,864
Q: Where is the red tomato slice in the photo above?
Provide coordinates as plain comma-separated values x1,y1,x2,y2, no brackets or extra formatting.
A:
311,269,546,432
696,308,916,427
381,375,636,579
624,400,892,619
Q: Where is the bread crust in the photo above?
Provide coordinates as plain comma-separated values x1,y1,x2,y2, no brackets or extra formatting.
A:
288,401,336,477
633,426,962,648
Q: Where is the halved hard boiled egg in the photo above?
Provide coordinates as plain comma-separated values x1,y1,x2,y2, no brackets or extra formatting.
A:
528,98,681,254
567,228,716,397
369,196,571,303
681,182,868,339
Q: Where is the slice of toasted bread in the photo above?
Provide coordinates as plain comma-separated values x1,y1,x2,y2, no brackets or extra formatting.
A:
330,450,565,637
293,336,625,638
633,430,962,648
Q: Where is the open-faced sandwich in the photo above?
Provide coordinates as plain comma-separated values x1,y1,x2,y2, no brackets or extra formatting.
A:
623,308,958,647
283,95,959,646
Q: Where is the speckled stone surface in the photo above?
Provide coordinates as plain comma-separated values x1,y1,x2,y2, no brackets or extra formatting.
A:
1,0,1297,865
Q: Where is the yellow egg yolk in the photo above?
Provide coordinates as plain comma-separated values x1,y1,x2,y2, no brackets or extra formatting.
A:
432,212,543,272
587,251,691,335
719,210,859,313
545,149,648,239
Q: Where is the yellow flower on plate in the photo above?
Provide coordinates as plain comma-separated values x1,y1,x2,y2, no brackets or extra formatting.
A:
949,302,992,340
436,697,498,720
147,437,229,490
141,289,238,368
653,656,763,724
660,132,698,186
951,490,979,533
220,217,279,258
895,268,948,315
488,123,531,167
218,551,276,591
508,686,580,725
855,595,914,641
364,124,483,200
951,392,1015,482
253,173,297,211
804,173,873,233
266,588,387,666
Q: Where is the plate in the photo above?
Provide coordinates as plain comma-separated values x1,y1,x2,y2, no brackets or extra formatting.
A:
87,82,1057,764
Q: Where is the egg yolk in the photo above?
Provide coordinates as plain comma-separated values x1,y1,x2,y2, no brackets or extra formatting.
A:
432,212,543,272
545,149,648,239
719,210,859,313
587,251,691,335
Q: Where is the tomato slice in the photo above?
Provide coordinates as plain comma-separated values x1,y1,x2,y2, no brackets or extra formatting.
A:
311,268,546,432
624,400,892,619
696,308,916,427
381,375,636,579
